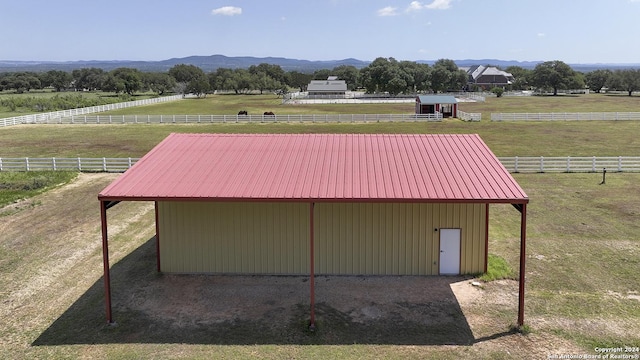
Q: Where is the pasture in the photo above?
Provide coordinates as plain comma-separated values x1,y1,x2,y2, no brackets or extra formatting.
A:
1,93,639,359
0,91,160,119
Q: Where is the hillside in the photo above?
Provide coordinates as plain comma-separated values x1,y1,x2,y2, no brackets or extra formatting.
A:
1,55,639,73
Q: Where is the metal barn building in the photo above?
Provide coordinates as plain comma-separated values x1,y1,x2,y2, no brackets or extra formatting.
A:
99,133,529,327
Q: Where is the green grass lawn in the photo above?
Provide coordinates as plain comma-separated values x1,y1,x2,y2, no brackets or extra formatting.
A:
1,120,639,158
3,93,640,158
103,94,414,115
460,93,640,120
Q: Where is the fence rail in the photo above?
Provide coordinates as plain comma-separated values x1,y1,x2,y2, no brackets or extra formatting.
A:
0,95,184,127
0,157,139,172
457,110,481,122
2,156,640,173
38,113,444,124
498,156,640,173
491,112,640,121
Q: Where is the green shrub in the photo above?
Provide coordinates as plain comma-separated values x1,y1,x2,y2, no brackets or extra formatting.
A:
491,87,505,97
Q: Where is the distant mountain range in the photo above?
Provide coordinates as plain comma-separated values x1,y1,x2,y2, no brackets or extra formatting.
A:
1,54,638,73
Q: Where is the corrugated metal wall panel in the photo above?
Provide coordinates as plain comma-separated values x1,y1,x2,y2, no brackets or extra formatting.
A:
158,202,309,274
315,203,486,275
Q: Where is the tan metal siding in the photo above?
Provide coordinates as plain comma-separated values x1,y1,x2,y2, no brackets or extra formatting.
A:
158,202,309,274
315,203,486,275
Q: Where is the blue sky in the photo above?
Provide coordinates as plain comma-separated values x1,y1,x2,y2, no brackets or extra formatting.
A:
2,0,640,64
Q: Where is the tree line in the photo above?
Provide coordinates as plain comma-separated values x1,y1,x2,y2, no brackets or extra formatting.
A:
1,58,639,97
505,61,640,96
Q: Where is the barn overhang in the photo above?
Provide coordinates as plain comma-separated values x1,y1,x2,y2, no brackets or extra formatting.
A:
99,196,528,328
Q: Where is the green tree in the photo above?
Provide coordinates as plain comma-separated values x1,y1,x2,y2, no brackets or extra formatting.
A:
431,59,466,92
101,74,126,94
230,69,252,94
143,72,176,95
400,61,431,92
2,72,41,93
251,73,280,94
505,66,532,90
286,71,313,92
168,64,204,83
312,69,331,80
531,60,579,95
168,64,208,96
208,68,235,92
41,70,73,92
72,68,106,91
585,69,612,93
607,69,640,96
248,63,287,85
332,65,360,90
359,57,415,95
186,77,210,97
110,68,142,95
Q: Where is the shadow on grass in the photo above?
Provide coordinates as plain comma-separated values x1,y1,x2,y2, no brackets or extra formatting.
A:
34,238,486,346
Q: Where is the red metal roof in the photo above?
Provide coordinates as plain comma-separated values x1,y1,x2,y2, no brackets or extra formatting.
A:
99,133,528,203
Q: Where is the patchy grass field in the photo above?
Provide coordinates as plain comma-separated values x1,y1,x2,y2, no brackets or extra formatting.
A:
0,173,637,359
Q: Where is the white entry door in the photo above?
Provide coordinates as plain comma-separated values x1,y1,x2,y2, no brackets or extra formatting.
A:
439,229,461,275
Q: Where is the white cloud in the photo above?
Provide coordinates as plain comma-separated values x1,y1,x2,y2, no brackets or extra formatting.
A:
211,6,242,16
406,0,451,12
377,6,398,16
425,0,452,10
537,33,546,37
407,1,424,12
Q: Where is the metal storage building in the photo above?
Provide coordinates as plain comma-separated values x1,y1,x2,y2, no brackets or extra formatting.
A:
99,133,529,328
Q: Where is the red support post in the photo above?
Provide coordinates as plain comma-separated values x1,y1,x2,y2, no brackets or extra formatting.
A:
155,201,160,273
517,203,527,327
100,201,113,324
484,203,490,273
309,202,316,330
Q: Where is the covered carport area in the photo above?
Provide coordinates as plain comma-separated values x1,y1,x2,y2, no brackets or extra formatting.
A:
99,133,529,330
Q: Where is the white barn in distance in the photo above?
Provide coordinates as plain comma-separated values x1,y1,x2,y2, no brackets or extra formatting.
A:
307,77,347,96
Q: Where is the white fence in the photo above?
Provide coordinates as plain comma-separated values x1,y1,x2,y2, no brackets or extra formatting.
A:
491,112,640,121
0,157,139,172
2,156,640,173
499,156,640,173
37,113,444,124
457,110,481,122
0,95,184,127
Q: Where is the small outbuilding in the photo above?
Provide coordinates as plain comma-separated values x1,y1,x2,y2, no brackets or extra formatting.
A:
307,77,347,96
99,133,529,328
416,95,458,118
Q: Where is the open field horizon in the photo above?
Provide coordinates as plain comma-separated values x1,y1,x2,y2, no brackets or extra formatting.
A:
2,93,640,158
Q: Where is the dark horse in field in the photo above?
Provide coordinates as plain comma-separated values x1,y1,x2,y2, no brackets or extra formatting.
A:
238,110,248,116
